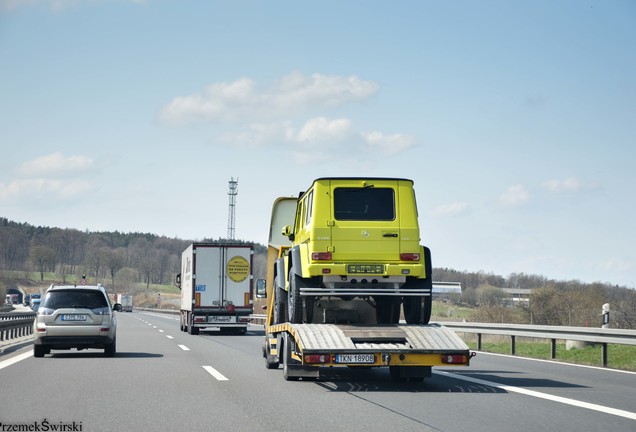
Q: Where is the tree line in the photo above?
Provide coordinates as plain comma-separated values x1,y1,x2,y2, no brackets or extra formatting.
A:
1,217,634,328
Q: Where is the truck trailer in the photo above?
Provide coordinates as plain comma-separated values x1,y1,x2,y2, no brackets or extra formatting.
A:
115,294,133,312
258,178,473,381
177,243,254,335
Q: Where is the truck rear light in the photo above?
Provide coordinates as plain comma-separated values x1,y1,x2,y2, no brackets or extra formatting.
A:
441,354,468,364
312,252,332,261
194,316,206,323
400,253,420,261
304,354,331,364
239,317,250,323
226,303,235,313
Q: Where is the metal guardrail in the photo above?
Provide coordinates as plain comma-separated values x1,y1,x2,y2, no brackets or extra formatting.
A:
440,322,636,367
0,312,36,343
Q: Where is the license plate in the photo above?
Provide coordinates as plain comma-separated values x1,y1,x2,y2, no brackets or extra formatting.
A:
335,354,375,364
209,316,232,323
347,264,384,274
61,314,86,321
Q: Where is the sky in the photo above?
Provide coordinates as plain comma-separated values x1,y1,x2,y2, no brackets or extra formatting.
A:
1,0,635,287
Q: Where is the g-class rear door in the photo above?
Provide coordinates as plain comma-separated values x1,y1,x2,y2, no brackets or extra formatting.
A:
329,178,403,263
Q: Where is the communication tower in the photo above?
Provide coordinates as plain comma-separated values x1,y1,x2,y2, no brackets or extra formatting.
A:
227,177,238,240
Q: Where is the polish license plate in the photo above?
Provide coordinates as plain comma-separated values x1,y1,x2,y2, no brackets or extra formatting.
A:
347,264,384,274
209,316,232,323
61,314,86,321
335,354,375,364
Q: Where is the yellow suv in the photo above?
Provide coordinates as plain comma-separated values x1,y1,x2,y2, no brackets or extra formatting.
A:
33,284,122,357
277,177,432,325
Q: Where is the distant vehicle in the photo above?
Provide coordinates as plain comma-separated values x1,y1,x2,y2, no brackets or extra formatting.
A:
177,243,254,335
31,298,41,312
116,294,133,312
9,294,19,304
33,284,122,357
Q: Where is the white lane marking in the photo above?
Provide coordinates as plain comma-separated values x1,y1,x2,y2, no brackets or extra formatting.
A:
158,329,164,333
436,370,636,421
166,335,174,339
178,345,190,351
202,365,229,381
476,351,636,375
152,326,157,329
0,351,32,370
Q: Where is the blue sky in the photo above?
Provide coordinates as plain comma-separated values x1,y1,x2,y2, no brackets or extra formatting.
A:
1,0,634,287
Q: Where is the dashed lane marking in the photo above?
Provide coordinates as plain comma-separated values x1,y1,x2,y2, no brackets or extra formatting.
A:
202,365,228,381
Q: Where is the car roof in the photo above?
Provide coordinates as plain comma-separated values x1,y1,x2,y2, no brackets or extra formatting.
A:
46,284,107,293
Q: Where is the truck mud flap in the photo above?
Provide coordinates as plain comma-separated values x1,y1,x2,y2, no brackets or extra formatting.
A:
281,333,318,381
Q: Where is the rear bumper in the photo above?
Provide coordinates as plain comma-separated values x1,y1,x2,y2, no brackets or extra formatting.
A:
34,335,115,349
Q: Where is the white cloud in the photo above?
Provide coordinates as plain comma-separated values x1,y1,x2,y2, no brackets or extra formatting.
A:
542,177,582,193
499,184,530,206
431,202,470,217
17,152,94,178
362,131,415,156
0,152,96,203
160,71,379,125
296,117,352,144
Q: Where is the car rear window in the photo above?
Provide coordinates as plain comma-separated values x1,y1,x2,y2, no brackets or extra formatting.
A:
41,290,109,310
334,187,395,221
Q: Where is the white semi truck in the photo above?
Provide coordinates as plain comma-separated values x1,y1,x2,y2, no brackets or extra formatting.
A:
176,243,254,335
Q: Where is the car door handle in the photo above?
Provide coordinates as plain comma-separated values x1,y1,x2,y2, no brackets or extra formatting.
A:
383,233,398,238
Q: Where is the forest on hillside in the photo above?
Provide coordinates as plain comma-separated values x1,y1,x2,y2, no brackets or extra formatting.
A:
2,217,634,328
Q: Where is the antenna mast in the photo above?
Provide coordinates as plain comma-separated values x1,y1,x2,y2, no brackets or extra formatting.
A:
227,177,238,240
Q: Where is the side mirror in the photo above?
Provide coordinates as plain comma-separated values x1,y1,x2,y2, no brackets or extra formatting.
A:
255,279,267,298
113,303,122,312
175,273,181,290
282,225,294,241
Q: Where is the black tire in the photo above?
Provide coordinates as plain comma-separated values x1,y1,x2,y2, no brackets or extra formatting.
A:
34,345,46,358
403,296,422,324
180,313,185,332
274,286,287,324
187,313,200,335
104,338,116,357
375,297,400,324
264,341,280,370
421,295,432,325
288,270,303,324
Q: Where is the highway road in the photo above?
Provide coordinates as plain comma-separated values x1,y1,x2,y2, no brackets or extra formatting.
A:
1,310,635,432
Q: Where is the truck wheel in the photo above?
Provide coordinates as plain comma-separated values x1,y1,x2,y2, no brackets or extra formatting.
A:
187,313,200,335
421,295,432,325
375,297,400,324
264,341,280,369
288,271,303,324
180,314,185,332
274,286,287,324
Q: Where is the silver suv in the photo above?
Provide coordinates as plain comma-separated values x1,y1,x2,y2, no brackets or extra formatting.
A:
33,284,122,357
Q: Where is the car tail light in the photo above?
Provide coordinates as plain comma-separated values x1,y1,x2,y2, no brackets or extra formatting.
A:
441,354,468,364
312,252,332,261
100,327,110,333
400,253,420,261
304,354,331,364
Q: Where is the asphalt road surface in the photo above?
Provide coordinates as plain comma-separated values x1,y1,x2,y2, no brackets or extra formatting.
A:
1,311,634,432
